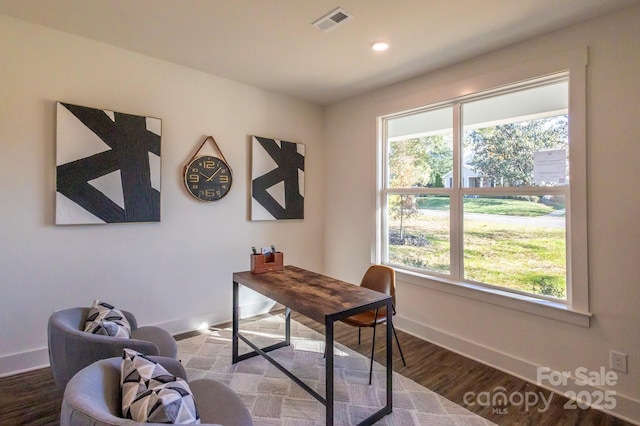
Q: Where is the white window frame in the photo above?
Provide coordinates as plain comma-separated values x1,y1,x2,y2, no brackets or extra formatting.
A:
375,48,590,327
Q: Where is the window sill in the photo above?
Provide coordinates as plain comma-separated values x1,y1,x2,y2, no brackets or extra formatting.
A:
395,269,592,327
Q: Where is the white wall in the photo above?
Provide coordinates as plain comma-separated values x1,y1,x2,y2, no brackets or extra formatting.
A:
324,6,640,423
0,15,324,375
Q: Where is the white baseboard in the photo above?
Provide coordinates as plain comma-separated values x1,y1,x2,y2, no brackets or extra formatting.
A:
394,315,640,425
0,347,50,378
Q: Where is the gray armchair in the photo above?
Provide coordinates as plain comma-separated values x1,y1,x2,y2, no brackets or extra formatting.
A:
61,356,253,426
48,307,178,391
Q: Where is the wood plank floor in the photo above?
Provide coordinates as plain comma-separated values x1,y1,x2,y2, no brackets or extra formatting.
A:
0,313,632,425
291,313,633,426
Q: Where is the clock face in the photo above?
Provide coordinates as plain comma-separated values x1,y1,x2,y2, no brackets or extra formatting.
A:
184,155,233,201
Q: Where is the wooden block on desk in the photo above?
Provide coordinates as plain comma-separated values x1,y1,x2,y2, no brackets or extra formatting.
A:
251,252,284,274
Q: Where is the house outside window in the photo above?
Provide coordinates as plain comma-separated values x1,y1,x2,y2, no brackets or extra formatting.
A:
380,74,573,302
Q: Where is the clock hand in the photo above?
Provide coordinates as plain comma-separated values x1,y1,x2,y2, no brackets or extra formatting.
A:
206,167,223,181
199,172,211,180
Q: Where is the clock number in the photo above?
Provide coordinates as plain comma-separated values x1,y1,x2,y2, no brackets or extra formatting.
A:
203,160,216,168
189,174,200,183
219,175,229,183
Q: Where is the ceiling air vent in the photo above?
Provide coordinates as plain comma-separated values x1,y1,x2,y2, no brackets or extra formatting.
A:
312,7,353,32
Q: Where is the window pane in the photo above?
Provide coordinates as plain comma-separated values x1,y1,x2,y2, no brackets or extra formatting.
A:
462,195,566,299
387,107,453,189
462,82,569,188
387,194,450,274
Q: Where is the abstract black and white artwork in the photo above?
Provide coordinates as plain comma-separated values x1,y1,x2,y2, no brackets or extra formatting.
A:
56,102,161,225
251,136,305,220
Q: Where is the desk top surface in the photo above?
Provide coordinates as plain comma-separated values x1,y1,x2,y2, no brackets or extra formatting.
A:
233,265,391,324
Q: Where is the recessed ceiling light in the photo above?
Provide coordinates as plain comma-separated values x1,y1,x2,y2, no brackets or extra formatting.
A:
371,41,389,51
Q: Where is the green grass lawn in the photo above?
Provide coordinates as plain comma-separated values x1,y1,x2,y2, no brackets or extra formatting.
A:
388,208,566,298
416,196,564,217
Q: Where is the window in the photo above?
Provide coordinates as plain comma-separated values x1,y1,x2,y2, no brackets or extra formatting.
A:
381,74,575,302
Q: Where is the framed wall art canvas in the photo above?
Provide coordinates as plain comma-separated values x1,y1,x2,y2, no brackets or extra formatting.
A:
251,135,305,220
55,102,161,225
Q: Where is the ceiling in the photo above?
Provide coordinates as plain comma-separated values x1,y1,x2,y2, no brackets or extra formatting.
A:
1,0,638,105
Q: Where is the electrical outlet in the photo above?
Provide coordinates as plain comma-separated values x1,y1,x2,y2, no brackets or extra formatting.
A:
610,350,627,373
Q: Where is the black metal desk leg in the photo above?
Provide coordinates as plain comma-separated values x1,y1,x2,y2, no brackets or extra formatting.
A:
326,317,334,426
232,280,239,363
285,306,291,345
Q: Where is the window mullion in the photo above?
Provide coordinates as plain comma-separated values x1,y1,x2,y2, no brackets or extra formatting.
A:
379,118,390,264
450,103,462,281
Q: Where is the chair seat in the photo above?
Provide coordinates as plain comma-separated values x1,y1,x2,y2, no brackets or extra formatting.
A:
131,326,177,358
341,307,389,328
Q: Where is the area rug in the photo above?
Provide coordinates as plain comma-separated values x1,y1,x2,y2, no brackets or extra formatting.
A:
177,315,495,425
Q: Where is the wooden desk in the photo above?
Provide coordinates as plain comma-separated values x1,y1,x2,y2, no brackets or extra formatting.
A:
232,265,393,425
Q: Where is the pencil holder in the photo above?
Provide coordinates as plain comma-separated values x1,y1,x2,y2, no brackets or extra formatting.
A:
251,252,284,274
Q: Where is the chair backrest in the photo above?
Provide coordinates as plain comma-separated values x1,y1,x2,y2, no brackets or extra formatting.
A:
360,265,396,305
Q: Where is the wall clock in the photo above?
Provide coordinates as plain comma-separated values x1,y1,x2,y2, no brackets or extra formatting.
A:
184,136,233,202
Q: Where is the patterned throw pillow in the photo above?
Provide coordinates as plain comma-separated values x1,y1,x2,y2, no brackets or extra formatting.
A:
121,348,200,424
84,300,132,338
